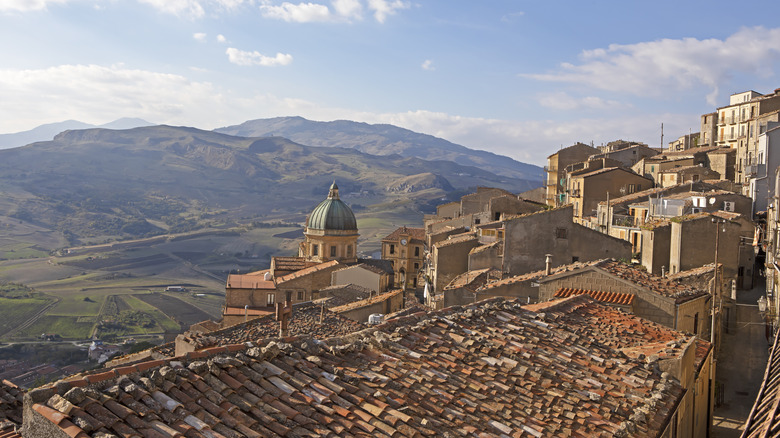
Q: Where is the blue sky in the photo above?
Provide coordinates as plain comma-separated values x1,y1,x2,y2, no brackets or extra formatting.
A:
2,1,780,165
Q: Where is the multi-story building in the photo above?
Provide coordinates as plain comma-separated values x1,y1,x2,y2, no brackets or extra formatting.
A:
566,167,653,220
746,121,780,213
545,142,599,206
714,88,780,184
668,132,700,152
700,112,718,148
381,226,425,289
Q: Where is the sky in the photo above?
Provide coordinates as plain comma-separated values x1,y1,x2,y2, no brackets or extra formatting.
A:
2,1,780,165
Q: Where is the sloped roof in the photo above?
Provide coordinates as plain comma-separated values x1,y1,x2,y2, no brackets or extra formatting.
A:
742,326,780,437
382,226,425,243
554,287,635,306
28,297,686,438
276,260,341,283
0,380,22,437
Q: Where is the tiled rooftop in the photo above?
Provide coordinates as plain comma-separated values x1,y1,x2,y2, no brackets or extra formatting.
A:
382,226,425,243
554,287,635,306
329,289,403,313
272,257,319,272
434,233,477,248
741,325,780,437
0,380,22,436
179,302,365,351
317,284,375,308
277,260,341,283
29,296,687,438
226,274,275,290
480,259,708,303
444,268,500,291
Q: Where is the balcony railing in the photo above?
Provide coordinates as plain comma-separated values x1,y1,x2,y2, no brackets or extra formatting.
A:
544,166,558,173
611,214,639,228
744,163,766,177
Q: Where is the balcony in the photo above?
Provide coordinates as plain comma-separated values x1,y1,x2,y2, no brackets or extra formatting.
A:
570,189,580,197
744,163,766,178
611,214,639,228
544,166,558,173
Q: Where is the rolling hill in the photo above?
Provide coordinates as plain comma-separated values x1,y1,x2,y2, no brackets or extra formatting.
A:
215,116,544,183
0,124,538,247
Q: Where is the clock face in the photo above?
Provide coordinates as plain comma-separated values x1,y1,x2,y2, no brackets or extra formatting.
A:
400,238,407,246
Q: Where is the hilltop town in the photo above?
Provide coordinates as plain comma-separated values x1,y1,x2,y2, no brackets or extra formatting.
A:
3,88,780,437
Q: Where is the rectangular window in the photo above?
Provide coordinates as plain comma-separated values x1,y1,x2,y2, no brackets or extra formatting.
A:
330,246,337,257
414,246,420,257
297,291,304,301
693,313,699,335
389,244,395,255
347,245,352,257
414,263,419,270
267,293,275,306
312,244,318,256
555,228,567,239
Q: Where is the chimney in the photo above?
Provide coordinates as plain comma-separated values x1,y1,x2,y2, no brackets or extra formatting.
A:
545,254,553,275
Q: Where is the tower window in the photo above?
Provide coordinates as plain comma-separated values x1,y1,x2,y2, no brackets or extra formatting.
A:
312,244,319,256
347,245,352,257
389,244,395,255
330,246,337,257
414,246,420,257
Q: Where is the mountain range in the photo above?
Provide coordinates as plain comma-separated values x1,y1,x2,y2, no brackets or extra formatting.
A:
0,118,154,150
0,123,542,245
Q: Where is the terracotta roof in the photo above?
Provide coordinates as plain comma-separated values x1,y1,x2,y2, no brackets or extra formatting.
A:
272,257,319,272
443,268,500,291
223,307,275,317
317,284,375,308
0,380,22,436
659,165,718,174
673,210,742,223
574,166,646,179
433,233,477,248
481,259,707,303
382,226,425,243
29,297,687,438
478,259,603,291
554,287,635,305
277,260,341,283
665,264,716,281
334,263,386,276
594,260,709,303
742,326,780,437
181,302,364,351
225,274,275,290
329,289,403,313
528,295,710,368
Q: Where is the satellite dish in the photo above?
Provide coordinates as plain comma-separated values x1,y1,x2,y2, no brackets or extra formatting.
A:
709,197,716,205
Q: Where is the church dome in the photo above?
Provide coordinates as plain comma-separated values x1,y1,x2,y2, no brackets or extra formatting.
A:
306,182,358,231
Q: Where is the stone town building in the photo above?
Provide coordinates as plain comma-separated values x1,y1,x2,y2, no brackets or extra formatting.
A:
380,226,425,290
545,142,599,206
669,212,756,289
22,296,705,438
657,165,721,188
299,182,359,264
699,112,718,148
566,167,653,220
745,121,780,212
588,142,660,168
424,187,544,239
668,133,700,152
712,88,780,184
330,263,392,295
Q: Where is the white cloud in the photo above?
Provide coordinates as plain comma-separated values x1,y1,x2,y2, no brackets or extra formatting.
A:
421,59,434,71
537,91,629,111
332,0,361,19
193,32,207,41
366,0,407,23
138,0,205,18
524,26,780,105
226,47,293,66
217,34,227,43
259,1,331,22
500,11,524,23
0,0,68,12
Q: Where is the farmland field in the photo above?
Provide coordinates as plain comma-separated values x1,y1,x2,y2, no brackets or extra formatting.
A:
0,296,55,338
17,315,93,339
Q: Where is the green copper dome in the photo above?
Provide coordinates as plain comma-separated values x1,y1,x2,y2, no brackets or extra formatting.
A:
306,182,358,231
